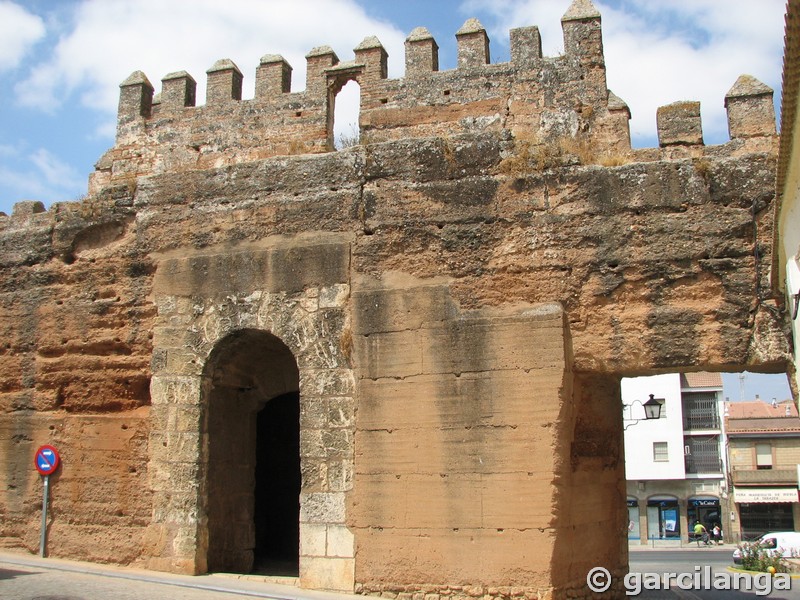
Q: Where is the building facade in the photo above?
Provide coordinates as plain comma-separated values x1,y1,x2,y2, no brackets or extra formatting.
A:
727,400,800,540
624,373,728,544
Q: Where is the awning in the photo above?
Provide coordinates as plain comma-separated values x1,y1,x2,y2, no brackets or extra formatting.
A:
735,488,798,503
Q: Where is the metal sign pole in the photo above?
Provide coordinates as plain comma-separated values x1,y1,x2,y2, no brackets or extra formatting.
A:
39,474,49,558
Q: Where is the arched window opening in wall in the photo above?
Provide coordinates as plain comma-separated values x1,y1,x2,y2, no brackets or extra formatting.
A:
333,79,361,150
202,329,300,576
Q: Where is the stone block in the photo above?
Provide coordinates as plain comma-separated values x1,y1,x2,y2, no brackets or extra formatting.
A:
148,431,201,463
420,310,565,375
300,556,355,592
151,491,202,526
300,398,328,429
151,404,202,433
322,429,353,458
357,370,563,431
354,528,553,590
725,75,776,139
326,524,354,558
319,284,350,308
352,282,457,334
206,59,242,105
301,458,326,492
405,27,439,76
328,397,355,428
161,71,196,110
300,429,326,458
327,459,354,492
657,101,703,146
300,369,355,397
354,329,422,379
154,240,350,297
510,26,542,67
300,492,346,523
456,19,490,68
300,522,327,556
150,376,201,406
255,54,292,98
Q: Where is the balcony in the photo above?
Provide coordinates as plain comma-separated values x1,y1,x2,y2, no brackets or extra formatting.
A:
731,468,798,486
682,413,720,431
685,456,723,474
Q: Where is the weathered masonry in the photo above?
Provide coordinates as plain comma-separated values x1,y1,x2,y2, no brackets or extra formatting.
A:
0,1,790,599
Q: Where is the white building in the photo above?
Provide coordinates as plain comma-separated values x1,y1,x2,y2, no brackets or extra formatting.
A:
623,372,727,544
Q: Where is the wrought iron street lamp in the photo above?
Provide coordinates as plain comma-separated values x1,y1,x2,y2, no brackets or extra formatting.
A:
623,393,663,429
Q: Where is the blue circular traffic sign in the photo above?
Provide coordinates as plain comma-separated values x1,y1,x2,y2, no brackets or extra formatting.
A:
35,445,60,476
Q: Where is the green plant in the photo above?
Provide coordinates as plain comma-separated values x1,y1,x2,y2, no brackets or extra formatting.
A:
738,542,789,573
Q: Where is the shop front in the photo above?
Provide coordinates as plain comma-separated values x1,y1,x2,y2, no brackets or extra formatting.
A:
646,496,680,540
735,487,798,540
627,497,640,540
687,496,721,533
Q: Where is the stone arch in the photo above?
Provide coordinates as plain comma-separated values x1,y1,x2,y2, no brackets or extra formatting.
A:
146,240,355,590
201,328,300,574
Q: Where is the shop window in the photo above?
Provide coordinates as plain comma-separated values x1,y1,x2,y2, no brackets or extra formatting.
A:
653,441,669,462
756,443,773,469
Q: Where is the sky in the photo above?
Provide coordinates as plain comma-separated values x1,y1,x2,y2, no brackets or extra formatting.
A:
720,372,793,403
0,1,795,403
0,0,788,216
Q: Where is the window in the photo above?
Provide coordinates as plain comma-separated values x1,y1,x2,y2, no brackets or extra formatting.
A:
756,443,772,469
653,441,669,462
682,392,719,429
684,435,722,473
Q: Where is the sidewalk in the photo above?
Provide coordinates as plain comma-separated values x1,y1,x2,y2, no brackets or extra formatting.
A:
0,550,356,600
0,550,691,600
629,542,731,551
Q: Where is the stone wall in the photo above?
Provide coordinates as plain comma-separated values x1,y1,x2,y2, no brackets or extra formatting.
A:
0,1,790,599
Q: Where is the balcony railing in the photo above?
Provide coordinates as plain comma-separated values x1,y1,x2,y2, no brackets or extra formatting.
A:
682,413,720,430
685,456,722,474
731,468,798,485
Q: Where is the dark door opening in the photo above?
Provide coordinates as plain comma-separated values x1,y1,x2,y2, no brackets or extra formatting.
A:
254,391,301,575
203,329,300,576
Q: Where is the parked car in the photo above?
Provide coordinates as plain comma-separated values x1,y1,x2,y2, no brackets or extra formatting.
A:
732,532,800,564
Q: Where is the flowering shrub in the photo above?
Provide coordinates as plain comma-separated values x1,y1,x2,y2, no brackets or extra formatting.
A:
738,542,788,573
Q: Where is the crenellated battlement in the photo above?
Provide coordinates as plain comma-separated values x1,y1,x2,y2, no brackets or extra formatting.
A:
87,0,777,197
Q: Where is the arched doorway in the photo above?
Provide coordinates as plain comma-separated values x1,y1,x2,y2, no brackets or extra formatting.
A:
202,329,300,575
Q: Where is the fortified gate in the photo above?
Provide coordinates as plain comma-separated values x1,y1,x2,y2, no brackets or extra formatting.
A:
0,1,790,599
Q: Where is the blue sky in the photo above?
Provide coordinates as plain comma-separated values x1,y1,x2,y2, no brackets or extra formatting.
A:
0,0,787,215
720,372,792,403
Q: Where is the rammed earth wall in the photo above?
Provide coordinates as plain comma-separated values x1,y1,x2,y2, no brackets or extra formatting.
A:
0,1,790,599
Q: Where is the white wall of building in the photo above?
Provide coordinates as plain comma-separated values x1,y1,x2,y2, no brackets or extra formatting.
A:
622,373,685,480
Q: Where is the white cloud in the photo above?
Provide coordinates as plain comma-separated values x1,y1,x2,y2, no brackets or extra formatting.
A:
0,1,46,71
14,0,406,138
29,148,83,191
0,146,85,208
461,0,785,144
